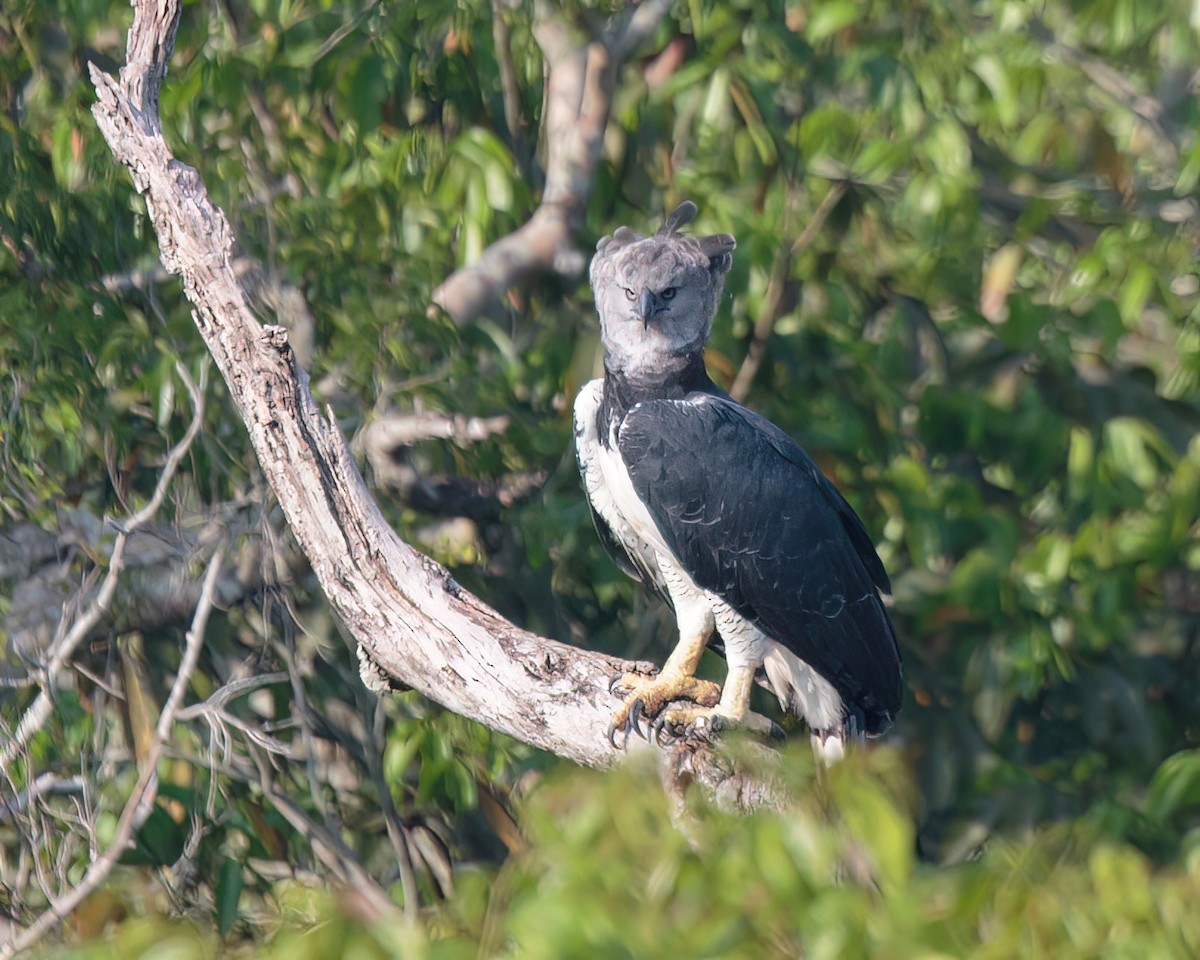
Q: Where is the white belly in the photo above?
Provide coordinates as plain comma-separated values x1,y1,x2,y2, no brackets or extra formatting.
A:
573,379,668,567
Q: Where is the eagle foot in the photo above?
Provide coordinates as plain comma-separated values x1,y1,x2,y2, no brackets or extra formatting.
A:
607,664,656,695
650,705,785,747
607,672,721,748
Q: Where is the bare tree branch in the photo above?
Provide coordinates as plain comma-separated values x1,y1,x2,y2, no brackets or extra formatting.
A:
82,0,788,813
358,411,546,520
370,700,422,918
0,774,86,824
0,360,205,770
254,773,399,920
175,669,449,913
2,499,298,664
0,550,224,958
363,410,511,450
430,0,671,323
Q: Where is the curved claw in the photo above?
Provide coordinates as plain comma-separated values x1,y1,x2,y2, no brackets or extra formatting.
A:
606,672,728,750
650,709,695,746
646,704,787,747
607,718,635,750
680,714,723,743
628,698,646,741
607,698,650,750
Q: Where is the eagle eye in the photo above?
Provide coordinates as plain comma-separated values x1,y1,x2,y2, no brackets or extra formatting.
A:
622,287,637,301
661,286,677,300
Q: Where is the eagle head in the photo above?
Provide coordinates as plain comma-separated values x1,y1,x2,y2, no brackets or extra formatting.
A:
590,202,735,382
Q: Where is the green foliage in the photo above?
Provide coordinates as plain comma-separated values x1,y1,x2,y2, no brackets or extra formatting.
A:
37,751,1200,959
3,0,1200,953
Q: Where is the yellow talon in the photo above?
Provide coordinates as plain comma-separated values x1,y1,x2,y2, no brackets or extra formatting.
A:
608,671,721,746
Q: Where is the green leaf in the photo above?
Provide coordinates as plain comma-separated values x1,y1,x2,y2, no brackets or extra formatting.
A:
1147,750,1200,824
1067,426,1095,501
1103,417,1170,489
49,117,85,191
972,55,1018,127
215,857,245,935
122,804,185,866
852,139,908,185
924,119,971,176
347,53,388,135
1118,260,1156,326
831,768,915,892
806,1,858,42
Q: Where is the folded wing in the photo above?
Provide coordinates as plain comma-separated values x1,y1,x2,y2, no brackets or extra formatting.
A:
618,395,902,733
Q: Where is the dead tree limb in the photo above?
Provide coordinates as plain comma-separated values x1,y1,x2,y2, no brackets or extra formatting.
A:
430,0,670,323
357,411,546,520
0,360,204,770
85,0,787,804
2,499,296,664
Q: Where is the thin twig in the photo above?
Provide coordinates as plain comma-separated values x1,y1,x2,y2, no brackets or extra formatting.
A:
0,774,86,824
313,0,381,64
190,704,306,760
787,181,850,259
729,182,848,402
240,744,399,921
1,550,224,958
492,0,531,179
0,360,206,771
371,698,420,918
275,624,334,828
175,671,289,720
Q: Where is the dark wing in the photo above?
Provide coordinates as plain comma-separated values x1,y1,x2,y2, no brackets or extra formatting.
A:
581,498,670,605
618,395,902,732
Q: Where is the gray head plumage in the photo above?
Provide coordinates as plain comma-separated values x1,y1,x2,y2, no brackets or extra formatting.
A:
590,201,735,381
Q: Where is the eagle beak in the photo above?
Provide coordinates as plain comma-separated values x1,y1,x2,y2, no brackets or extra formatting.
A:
636,288,655,327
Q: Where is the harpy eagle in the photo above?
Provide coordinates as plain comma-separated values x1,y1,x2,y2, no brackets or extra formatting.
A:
574,201,902,760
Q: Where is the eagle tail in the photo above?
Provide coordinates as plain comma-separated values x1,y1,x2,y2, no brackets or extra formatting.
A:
761,643,855,763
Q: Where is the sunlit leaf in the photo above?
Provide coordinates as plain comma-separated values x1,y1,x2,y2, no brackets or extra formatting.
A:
1147,750,1200,824
806,1,858,42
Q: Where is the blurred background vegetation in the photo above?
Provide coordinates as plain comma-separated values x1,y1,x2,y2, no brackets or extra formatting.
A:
2,0,1198,955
